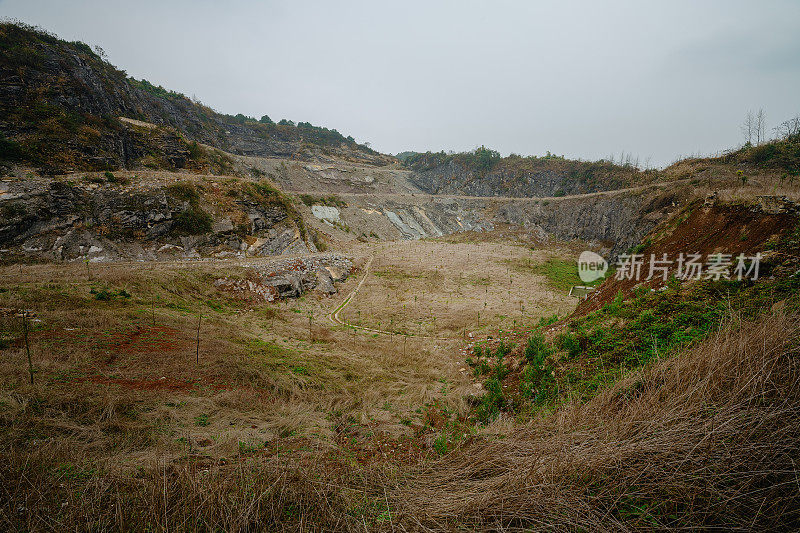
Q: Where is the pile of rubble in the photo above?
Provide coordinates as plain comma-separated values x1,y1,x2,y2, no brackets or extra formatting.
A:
755,195,799,215
214,254,353,302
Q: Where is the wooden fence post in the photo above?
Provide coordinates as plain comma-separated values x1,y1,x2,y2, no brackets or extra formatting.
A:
196,314,202,365
22,315,33,385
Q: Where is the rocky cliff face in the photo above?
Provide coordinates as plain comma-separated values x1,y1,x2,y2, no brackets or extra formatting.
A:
305,186,688,260
492,188,686,258
405,153,652,198
0,23,389,173
0,176,314,263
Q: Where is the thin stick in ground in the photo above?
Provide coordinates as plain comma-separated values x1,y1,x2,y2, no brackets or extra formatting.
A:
196,313,202,365
22,314,33,385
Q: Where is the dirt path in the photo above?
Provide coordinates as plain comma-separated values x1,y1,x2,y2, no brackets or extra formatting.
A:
327,250,451,340
286,178,690,203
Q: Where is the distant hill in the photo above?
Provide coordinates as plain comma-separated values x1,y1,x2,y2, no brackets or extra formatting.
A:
402,146,658,197
0,22,389,173
394,151,420,163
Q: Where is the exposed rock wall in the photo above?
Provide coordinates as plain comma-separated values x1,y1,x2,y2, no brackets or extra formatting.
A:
318,187,686,259
0,178,313,262
493,189,684,258
406,158,648,198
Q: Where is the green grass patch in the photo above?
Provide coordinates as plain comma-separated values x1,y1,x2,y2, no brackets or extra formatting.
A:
508,256,608,292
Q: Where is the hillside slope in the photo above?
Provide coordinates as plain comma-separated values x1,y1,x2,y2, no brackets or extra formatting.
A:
574,198,799,317
410,198,800,530
464,198,799,428
0,22,389,173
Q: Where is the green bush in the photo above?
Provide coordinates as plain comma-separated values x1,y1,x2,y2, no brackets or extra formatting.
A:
519,361,555,403
519,333,558,403
750,143,777,164
493,359,509,381
172,206,213,235
472,360,491,377
90,288,131,301
555,331,581,358
0,134,23,160
524,333,552,365
474,377,505,424
166,181,201,204
495,341,512,359
91,288,114,301
474,146,501,171
129,78,186,100
106,173,130,185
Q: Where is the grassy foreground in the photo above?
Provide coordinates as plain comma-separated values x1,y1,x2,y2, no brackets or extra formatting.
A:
0,235,798,530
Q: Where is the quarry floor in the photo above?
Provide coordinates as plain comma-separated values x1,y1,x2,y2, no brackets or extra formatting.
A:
0,235,580,473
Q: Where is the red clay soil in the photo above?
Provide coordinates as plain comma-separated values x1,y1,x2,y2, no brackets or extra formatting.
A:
102,325,185,355
572,204,796,318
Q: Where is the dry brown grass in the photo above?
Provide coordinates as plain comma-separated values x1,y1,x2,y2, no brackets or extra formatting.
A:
0,442,373,531
0,242,508,530
1,240,556,466
2,240,797,530
663,160,800,202
3,297,795,530
342,240,575,338
391,308,800,531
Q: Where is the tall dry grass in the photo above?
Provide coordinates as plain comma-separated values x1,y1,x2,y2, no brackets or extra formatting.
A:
392,308,800,531
0,443,373,531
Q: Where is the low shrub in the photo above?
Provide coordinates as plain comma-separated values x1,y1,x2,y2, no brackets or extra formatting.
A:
555,331,581,358
474,377,505,424
166,181,201,204
524,333,552,365
106,173,130,185
172,206,213,235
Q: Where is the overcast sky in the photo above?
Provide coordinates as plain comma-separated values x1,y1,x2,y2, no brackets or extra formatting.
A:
2,0,799,166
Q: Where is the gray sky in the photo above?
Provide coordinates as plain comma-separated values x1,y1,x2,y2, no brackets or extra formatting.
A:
2,0,799,166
